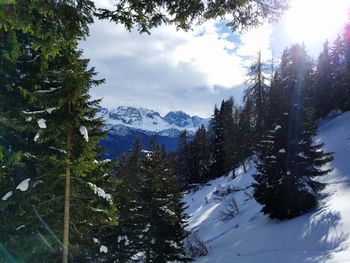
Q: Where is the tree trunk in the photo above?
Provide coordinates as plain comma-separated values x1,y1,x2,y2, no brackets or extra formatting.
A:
63,100,72,263
242,161,247,174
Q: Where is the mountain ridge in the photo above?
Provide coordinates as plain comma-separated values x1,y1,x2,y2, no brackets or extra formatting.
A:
98,106,210,136
98,106,210,158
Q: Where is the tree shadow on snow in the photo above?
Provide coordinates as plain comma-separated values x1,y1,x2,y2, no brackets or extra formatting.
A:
300,208,348,263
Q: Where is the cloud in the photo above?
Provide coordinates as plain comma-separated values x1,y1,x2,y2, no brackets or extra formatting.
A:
81,4,273,117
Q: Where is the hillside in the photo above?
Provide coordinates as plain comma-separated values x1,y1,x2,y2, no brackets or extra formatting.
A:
184,111,350,263
98,106,210,158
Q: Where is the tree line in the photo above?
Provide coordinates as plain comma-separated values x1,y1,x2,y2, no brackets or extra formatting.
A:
0,0,285,262
173,24,350,219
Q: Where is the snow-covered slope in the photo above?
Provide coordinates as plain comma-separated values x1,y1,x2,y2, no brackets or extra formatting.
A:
99,106,209,135
184,111,350,263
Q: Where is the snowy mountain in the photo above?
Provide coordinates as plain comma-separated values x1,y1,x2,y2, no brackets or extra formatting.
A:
184,111,350,263
98,106,210,158
99,106,209,135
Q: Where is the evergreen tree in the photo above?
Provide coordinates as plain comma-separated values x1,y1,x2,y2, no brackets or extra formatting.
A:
236,102,254,173
208,105,225,178
330,35,347,111
244,51,270,143
107,139,191,262
103,138,148,263
98,0,286,33
140,140,190,263
314,40,334,118
175,131,191,188
209,98,240,178
342,22,350,110
253,44,333,220
0,47,117,262
191,126,211,184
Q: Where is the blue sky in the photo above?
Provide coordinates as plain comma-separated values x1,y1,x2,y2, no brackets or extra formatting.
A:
80,0,350,117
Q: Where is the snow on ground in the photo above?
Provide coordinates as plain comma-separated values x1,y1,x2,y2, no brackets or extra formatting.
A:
184,111,350,263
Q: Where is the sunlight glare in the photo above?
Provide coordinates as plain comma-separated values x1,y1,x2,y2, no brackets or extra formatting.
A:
285,0,350,44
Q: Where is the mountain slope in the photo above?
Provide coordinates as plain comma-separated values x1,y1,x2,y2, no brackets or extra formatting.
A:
99,106,209,134
184,111,350,263
99,106,210,158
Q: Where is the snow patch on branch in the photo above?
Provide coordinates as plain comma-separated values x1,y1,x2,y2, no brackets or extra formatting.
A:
36,87,61,93
38,119,47,129
100,245,108,253
275,125,282,131
16,178,31,191
160,206,176,216
87,182,112,202
79,126,89,142
16,225,25,231
34,132,41,142
2,191,12,201
22,107,57,115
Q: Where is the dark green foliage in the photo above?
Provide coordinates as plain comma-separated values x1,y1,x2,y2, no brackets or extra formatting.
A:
108,139,191,262
253,44,333,220
314,41,334,118
175,131,191,188
244,51,270,144
342,23,350,110
209,98,241,178
175,127,211,189
0,42,117,262
141,140,190,263
97,0,287,33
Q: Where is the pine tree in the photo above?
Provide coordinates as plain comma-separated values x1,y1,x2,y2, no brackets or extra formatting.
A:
191,126,211,184
330,35,347,111
103,138,148,263
98,0,286,33
106,139,191,262
314,40,333,118
244,51,270,143
0,46,118,262
342,22,350,110
236,102,254,173
253,44,333,220
1,2,119,262
175,131,191,188
140,140,190,263
208,105,225,178
209,98,240,178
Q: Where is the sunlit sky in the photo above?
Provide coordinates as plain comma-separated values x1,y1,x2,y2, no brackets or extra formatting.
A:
81,0,350,117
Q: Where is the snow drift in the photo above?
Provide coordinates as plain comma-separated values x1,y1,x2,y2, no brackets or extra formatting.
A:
184,111,350,263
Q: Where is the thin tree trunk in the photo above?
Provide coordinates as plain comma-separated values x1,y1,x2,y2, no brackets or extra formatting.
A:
63,100,73,263
257,51,262,141
242,161,247,174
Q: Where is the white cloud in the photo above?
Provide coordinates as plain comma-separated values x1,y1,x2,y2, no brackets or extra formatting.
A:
81,6,273,116
237,23,273,62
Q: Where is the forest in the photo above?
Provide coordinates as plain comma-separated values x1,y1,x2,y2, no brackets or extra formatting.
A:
1,0,350,262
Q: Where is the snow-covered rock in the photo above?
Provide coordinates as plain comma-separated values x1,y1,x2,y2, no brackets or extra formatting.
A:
184,111,350,263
